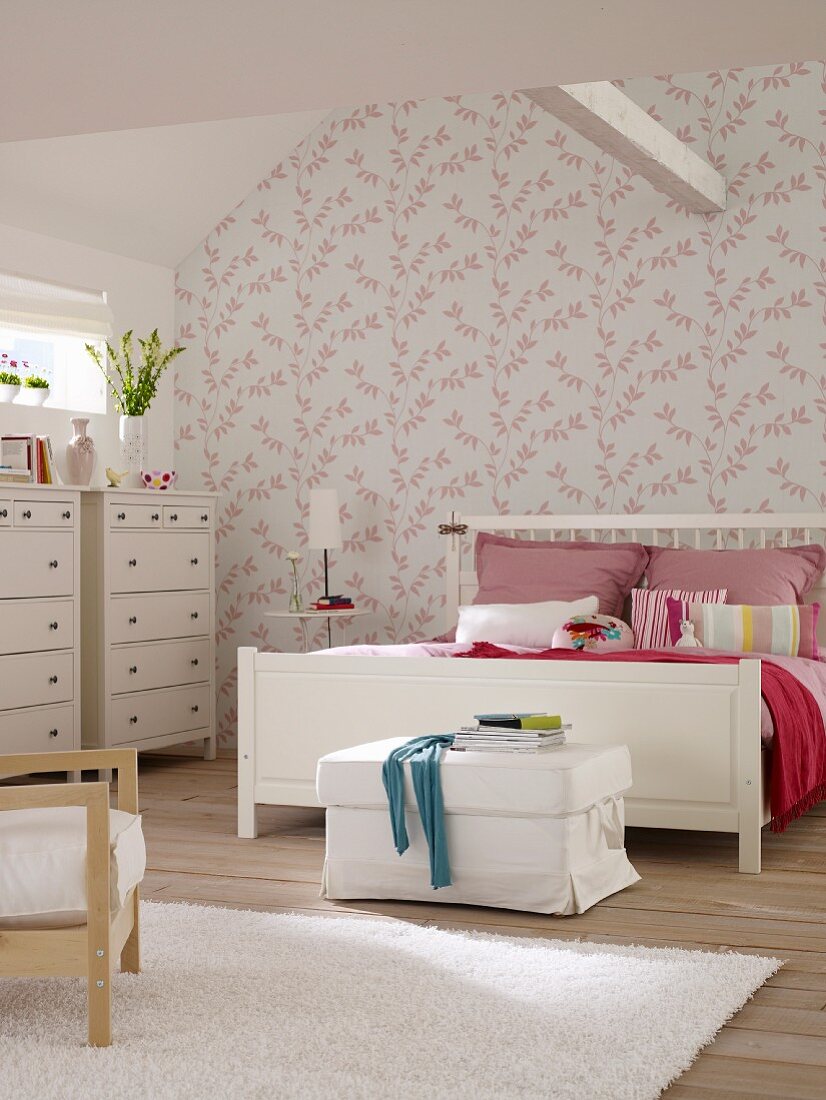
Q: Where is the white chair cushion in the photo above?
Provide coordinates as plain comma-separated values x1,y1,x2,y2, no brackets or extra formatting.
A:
0,807,146,928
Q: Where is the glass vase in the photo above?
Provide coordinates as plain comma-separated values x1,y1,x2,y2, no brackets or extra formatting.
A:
289,570,303,613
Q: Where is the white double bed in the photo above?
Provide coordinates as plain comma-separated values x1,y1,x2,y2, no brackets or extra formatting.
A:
238,512,826,873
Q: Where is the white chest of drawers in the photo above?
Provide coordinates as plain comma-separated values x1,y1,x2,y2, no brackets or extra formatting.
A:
80,490,217,759
0,485,82,756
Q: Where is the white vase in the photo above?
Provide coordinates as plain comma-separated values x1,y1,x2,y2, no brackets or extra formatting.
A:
65,417,96,486
0,383,20,403
119,414,147,488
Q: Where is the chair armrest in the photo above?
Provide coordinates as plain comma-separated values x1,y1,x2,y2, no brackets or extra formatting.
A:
0,749,138,814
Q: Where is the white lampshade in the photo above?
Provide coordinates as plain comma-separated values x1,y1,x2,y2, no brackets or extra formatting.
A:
307,489,342,550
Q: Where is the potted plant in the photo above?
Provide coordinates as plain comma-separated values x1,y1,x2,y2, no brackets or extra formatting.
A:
85,330,185,487
18,374,51,406
0,368,21,403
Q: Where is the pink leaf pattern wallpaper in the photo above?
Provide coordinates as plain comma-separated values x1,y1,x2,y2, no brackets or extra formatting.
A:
174,61,826,745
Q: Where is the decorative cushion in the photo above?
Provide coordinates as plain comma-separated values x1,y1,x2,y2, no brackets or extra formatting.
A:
551,613,635,652
474,532,648,616
455,596,598,649
631,587,727,649
645,545,826,605
0,808,146,928
666,597,821,660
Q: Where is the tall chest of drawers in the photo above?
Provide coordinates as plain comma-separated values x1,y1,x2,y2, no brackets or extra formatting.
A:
0,486,82,756
80,490,217,759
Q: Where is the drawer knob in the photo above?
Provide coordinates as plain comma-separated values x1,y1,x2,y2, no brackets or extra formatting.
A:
191,611,199,619
201,513,209,522
170,513,178,522
49,559,59,568
117,511,126,520
129,715,138,724
128,558,137,567
129,665,138,674
62,510,71,520
191,704,199,713
152,513,159,521
0,509,7,518
191,658,199,666
49,621,58,630
22,509,31,519
191,557,199,565
49,675,58,684
129,615,137,625
49,728,59,738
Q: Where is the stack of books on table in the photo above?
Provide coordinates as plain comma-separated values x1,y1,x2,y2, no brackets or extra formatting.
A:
310,594,356,612
451,713,570,754
0,433,62,485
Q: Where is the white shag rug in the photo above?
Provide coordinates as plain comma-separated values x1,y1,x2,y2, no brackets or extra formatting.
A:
0,901,779,1100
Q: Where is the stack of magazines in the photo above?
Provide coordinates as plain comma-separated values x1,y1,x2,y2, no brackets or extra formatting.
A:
451,713,570,754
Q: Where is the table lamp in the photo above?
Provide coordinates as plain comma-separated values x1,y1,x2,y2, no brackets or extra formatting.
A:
308,488,342,599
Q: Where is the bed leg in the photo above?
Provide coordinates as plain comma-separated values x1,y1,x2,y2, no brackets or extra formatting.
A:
237,647,258,839
737,659,762,874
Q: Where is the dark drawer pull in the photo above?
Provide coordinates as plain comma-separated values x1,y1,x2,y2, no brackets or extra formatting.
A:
129,615,137,625
117,511,126,520
170,513,178,521
0,508,8,518
201,513,209,522
129,665,138,674
190,557,199,565
191,611,199,619
191,704,199,713
128,558,137,567
49,728,59,738
152,513,159,521
191,658,199,666
22,509,31,519
49,675,58,684
129,715,138,724
49,559,59,568
62,510,71,520
49,621,58,630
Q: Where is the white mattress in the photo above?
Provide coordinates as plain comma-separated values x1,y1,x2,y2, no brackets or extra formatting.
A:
317,739,633,817
0,807,146,928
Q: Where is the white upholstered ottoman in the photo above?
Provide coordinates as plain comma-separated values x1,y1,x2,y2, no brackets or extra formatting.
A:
317,738,640,915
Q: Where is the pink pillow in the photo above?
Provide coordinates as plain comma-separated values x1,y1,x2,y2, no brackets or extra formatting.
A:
551,613,635,653
474,533,648,616
645,545,826,606
666,597,820,660
631,587,727,649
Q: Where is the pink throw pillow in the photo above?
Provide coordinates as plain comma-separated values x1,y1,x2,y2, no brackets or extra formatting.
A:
666,597,820,660
551,613,635,653
645,545,826,606
631,587,727,649
474,533,648,617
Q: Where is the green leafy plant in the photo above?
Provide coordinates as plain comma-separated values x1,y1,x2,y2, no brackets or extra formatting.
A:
0,371,21,386
84,329,185,416
23,375,50,389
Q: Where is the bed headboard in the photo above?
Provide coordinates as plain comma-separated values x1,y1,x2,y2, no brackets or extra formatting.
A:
443,511,826,645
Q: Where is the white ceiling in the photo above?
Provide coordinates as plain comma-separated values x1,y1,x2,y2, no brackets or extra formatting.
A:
3,1,825,143
0,112,328,268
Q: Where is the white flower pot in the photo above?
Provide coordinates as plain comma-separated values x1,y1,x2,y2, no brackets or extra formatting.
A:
119,415,148,488
16,386,50,406
0,383,20,404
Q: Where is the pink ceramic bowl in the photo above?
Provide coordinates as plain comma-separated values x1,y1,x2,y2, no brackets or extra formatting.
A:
141,469,177,490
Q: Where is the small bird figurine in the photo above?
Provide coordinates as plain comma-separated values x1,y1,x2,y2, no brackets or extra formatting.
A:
106,467,129,488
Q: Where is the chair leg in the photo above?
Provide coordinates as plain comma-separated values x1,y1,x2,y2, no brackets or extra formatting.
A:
121,888,141,974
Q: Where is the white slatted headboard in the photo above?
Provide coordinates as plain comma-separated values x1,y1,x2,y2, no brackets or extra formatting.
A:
443,512,826,645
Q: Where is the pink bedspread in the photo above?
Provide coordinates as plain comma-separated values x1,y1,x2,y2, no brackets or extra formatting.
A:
320,642,826,749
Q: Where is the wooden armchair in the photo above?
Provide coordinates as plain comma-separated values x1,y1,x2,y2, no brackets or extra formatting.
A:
0,749,142,1047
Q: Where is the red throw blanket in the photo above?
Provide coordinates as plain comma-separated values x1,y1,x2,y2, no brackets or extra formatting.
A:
456,643,826,833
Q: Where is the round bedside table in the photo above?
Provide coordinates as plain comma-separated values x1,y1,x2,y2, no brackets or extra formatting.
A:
265,608,370,652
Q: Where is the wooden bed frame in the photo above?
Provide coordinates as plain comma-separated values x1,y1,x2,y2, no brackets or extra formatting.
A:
238,512,826,874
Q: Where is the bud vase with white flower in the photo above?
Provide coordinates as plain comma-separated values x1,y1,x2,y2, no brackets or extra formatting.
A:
286,551,303,612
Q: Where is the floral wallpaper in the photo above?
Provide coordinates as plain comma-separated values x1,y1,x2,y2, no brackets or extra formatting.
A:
174,61,826,744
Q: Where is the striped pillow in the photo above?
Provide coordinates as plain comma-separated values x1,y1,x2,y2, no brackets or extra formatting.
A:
667,598,820,660
631,587,727,649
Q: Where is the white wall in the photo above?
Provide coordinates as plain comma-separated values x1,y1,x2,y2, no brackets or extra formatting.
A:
0,222,175,483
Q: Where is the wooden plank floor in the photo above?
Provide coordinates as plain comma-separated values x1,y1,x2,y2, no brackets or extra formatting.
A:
139,756,826,1096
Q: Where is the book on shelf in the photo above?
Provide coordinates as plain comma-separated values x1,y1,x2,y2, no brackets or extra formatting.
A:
0,433,62,485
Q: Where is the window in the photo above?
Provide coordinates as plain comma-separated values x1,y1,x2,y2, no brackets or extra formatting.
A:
0,271,114,414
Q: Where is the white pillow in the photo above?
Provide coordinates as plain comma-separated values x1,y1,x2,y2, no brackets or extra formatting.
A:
455,596,599,649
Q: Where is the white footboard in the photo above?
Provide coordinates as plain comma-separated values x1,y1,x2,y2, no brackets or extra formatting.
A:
237,647,768,873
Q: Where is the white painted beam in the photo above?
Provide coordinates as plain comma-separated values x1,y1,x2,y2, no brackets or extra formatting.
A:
522,81,726,213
